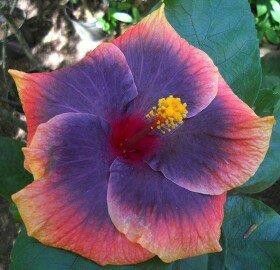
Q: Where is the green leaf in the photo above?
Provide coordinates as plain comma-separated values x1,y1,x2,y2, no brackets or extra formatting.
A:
257,1,268,17
254,87,280,116
132,7,141,23
164,0,261,105
218,195,280,269
255,52,280,115
270,0,280,23
9,202,22,223
265,28,280,44
98,18,112,33
257,13,271,32
261,53,280,95
261,52,280,78
261,74,280,90
0,137,32,201
10,228,209,270
112,12,133,23
116,2,132,11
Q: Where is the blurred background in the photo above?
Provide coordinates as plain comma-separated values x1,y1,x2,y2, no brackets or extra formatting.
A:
0,0,279,269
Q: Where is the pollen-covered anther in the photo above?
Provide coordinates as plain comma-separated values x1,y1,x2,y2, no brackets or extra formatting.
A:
147,95,188,133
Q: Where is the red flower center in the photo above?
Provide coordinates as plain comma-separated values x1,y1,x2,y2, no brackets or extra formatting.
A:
110,95,188,162
110,115,160,162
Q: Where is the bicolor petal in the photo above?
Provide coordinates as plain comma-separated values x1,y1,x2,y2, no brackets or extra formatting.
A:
113,5,219,118
12,113,153,265
108,159,226,262
148,76,275,195
9,43,137,144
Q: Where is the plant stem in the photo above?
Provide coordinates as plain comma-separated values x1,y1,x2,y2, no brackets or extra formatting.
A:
1,22,9,98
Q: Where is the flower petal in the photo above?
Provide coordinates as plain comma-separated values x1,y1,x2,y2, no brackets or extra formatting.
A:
148,76,275,195
12,113,152,265
9,43,137,144
108,159,226,263
113,5,219,117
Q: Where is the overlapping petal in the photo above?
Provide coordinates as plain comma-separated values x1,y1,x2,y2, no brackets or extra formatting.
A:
108,159,226,262
9,43,137,144
113,5,219,118
12,113,153,265
148,76,275,195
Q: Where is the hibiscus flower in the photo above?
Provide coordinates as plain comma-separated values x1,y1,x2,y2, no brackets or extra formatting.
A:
9,5,274,266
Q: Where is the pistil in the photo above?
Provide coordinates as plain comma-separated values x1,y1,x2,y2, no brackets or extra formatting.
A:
110,95,188,161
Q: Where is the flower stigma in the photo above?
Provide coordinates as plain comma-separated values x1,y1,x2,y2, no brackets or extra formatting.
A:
110,95,188,161
147,95,188,133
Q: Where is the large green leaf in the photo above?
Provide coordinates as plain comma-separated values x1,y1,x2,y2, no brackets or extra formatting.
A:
0,136,32,200
164,0,262,105
10,228,209,270
218,195,280,269
261,50,280,79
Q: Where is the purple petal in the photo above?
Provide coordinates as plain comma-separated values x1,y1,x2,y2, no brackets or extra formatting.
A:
113,6,219,117
9,43,137,144
13,113,152,265
147,77,275,195
108,159,226,262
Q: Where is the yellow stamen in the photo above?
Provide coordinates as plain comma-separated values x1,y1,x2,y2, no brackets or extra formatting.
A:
146,95,188,133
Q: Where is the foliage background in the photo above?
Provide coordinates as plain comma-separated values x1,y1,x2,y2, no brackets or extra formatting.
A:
0,0,279,269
